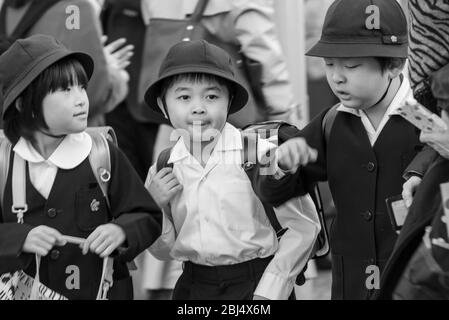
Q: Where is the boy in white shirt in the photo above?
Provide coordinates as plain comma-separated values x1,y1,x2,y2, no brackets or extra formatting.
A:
144,40,320,300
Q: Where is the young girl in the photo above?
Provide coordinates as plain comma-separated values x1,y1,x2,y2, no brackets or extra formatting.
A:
0,34,161,299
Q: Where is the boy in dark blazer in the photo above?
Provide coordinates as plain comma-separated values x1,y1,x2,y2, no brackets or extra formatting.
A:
253,0,428,299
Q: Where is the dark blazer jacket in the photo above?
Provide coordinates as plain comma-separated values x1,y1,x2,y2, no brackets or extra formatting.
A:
254,107,424,299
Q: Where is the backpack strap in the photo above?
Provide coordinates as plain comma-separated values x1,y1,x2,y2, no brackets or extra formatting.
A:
190,0,209,23
11,152,27,224
322,103,340,144
0,135,12,210
241,131,286,238
86,127,116,210
156,147,174,172
0,0,60,54
2,0,59,38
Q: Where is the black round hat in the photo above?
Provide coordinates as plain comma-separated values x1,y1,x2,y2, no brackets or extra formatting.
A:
306,0,408,58
144,40,249,115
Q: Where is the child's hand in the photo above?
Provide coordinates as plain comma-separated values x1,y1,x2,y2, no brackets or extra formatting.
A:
148,168,183,209
82,223,126,258
402,175,422,208
22,226,67,256
276,137,318,173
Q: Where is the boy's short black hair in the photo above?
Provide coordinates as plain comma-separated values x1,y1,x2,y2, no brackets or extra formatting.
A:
4,57,88,145
375,57,406,74
159,73,234,104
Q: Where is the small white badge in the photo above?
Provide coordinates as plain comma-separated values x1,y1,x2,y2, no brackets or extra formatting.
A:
90,199,100,212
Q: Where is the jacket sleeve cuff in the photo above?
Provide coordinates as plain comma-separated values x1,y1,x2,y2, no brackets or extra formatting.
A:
112,212,161,262
0,223,35,273
254,272,294,300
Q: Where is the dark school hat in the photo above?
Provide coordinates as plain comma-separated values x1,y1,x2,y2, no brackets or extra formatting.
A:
306,0,408,58
0,34,94,119
144,40,249,115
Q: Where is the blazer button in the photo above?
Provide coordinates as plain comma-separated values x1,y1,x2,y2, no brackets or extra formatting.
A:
362,211,373,221
47,208,57,219
367,162,375,172
50,249,60,260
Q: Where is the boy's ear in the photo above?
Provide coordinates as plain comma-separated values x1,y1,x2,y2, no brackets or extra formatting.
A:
15,97,23,112
388,58,406,79
156,97,169,119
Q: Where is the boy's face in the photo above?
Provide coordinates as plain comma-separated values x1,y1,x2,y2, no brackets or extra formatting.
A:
163,78,229,142
324,57,393,110
42,84,89,135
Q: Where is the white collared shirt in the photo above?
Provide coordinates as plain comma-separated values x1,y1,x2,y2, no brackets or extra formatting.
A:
13,132,92,199
337,77,413,146
146,123,321,299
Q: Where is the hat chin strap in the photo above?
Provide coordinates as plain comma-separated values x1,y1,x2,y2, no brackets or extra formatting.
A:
38,129,66,139
365,77,393,110
226,95,234,122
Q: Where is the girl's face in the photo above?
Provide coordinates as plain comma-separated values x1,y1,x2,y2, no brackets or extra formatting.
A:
163,77,229,142
42,83,89,135
324,57,394,110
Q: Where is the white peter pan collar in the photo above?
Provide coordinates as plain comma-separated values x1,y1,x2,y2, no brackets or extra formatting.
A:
13,132,92,169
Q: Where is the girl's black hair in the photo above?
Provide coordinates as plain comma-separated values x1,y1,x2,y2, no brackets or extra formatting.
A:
4,57,88,145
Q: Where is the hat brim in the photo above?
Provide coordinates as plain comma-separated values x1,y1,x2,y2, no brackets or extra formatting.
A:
3,50,94,119
306,41,408,58
144,65,249,116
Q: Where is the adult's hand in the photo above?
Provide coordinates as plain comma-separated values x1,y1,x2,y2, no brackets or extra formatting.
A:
420,110,449,159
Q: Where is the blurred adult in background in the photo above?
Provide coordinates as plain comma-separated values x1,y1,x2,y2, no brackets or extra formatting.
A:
0,0,131,126
304,0,338,119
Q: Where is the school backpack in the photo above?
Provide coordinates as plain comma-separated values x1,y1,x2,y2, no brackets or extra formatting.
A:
155,105,339,286
0,127,117,216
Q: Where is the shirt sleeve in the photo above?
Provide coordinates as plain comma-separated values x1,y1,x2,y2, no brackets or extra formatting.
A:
254,195,321,299
145,164,177,261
